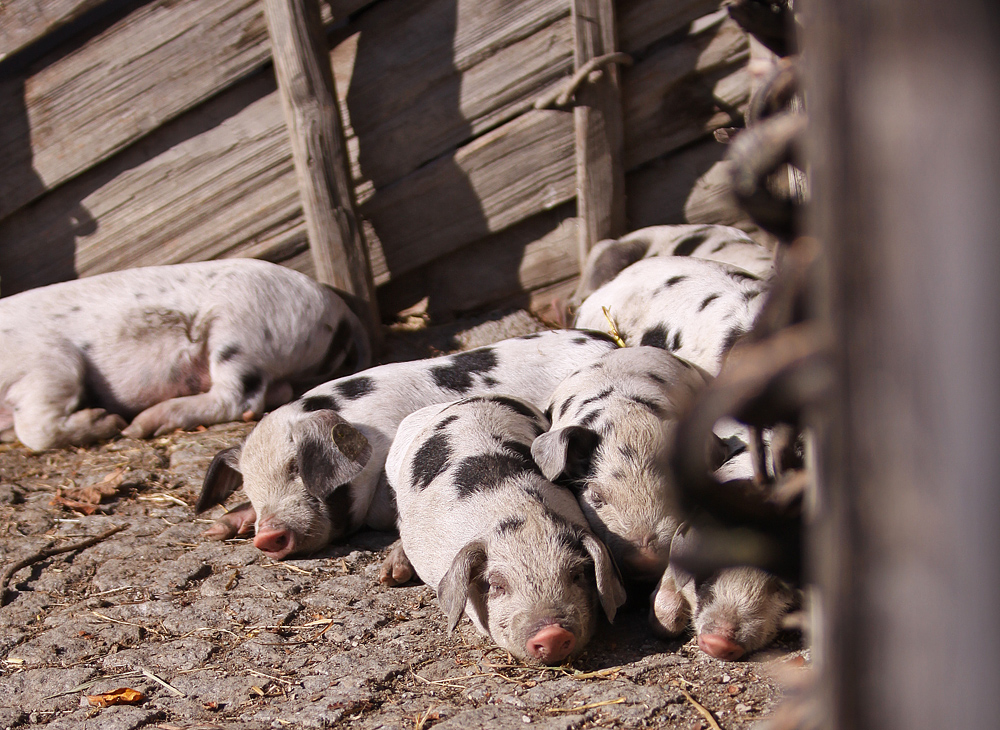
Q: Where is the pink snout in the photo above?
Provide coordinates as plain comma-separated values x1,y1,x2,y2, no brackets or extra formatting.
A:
526,624,576,665
698,633,745,661
254,526,298,560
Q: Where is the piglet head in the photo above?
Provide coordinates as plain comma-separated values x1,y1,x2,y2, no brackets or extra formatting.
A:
437,520,625,666
198,403,372,559
532,412,680,582
652,524,797,660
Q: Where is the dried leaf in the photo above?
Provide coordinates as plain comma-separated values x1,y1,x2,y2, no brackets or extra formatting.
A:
85,687,145,707
49,494,109,515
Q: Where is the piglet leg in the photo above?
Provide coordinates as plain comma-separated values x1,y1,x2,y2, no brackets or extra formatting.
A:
203,501,257,540
379,540,415,586
7,357,126,450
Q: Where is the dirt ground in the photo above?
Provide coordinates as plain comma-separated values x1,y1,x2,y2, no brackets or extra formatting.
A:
0,310,806,730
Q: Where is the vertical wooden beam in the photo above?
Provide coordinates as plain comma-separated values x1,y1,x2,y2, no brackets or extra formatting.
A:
262,0,380,342
572,0,627,263
803,0,1000,728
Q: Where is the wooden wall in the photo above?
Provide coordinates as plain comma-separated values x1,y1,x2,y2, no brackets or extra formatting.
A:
0,0,752,319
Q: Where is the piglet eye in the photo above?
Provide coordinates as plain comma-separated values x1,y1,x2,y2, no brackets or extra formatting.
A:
571,567,588,586
588,490,605,508
488,576,508,595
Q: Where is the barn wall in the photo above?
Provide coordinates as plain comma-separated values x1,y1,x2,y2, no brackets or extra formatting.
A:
0,0,752,318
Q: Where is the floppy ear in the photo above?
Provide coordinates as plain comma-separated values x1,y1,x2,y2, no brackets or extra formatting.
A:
531,426,601,484
197,446,243,512
581,532,627,623
297,413,372,500
437,540,487,633
667,523,696,589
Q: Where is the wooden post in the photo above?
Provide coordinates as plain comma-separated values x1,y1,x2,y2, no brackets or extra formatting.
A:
262,0,380,343
571,0,627,264
803,0,1000,727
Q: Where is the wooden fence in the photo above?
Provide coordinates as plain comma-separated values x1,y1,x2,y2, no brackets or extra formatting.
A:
0,0,753,319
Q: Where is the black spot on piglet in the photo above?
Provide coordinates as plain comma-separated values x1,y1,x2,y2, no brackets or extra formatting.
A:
455,450,538,498
673,232,708,256
412,433,453,490
431,349,499,393
302,394,340,412
336,376,375,400
641,325,668,350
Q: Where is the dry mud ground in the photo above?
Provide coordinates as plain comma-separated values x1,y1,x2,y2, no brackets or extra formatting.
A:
0,310,806,730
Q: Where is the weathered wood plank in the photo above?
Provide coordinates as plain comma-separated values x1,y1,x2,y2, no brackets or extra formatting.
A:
264,0,377,331
618,0,721,55
623,13,749,169
572,0,627,260
342,4,573,189
0,0,107,61
377,204,579,318
0,0,375,223
361,108,576,280
625,137,748,229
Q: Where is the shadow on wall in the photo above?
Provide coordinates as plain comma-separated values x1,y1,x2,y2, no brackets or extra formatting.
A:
346,0,488,315
0,75,94,297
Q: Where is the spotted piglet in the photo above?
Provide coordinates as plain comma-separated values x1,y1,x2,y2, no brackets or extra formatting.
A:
196,330,619,559
650,523,797,661
532,346,716,582
571,224,775,307
574,256,769,374
382,395,626,665
0,259,370,451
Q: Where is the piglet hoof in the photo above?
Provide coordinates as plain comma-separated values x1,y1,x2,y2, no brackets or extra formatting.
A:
649,573,690,638
527,624,576,665
66,408,127,442
379,541,415,586
698,633,745,661
203,501,257,541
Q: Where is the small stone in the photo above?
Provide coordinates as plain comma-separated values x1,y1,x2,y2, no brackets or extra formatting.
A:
727,684,742,696
522,716,531,724
735,703,753,713
721,673,731,683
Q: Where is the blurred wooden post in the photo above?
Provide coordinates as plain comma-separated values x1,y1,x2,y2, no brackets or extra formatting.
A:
263,0,380,345
572,0,627,263
804,0,1000,728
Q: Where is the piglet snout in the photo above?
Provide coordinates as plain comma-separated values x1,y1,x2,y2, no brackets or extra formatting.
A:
254,526,297,560
698,632,745,661
527,624,576,665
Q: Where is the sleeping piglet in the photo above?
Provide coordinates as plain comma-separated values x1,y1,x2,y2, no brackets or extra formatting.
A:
0,259,370,451
650,523,797,661
381,395,626,665
571,224,775,308
531,346,714,582
574,256,770,375
196,329,619,559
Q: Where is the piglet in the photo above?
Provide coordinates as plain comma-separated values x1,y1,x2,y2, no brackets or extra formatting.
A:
531,346,716,582
573,256,769,374
382,395,626,665
571,224,774,307
0,259,370,451
196,330,619,559
650,524,796,660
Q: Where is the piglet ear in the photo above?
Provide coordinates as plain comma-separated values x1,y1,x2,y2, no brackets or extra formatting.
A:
197,446,243,512
332,422,371,465
297,414,371,500
531,426,601,484
437,540,487,633
667,523,696,589
581,532,627,623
